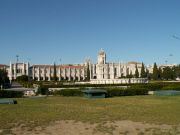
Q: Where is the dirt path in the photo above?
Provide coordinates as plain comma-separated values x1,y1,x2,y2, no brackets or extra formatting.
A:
8,120,180,135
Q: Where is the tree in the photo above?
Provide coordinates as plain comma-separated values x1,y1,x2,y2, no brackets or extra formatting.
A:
173,65,180,79
0,69,10,88
126,71,133,78
134,64,139,78
152,63,159,80
140,62,146,78
146,69,151,80
158,67,162,79
162,67,174,80
53,62,57,81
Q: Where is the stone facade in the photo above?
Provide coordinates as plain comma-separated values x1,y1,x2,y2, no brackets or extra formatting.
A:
5,62,87,82
90,49,143,80
8,62,30,81
3,49,157,84
0,64,8,70
31,64,86,81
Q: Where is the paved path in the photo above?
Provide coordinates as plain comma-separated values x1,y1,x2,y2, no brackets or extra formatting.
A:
11,82,23,88
5,82,34,91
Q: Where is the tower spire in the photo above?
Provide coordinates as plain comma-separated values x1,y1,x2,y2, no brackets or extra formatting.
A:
16,55,19,62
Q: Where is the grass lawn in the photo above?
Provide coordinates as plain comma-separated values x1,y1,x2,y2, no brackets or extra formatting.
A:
0,95,180,130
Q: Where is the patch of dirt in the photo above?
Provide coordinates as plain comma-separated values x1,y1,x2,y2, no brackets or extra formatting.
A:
8,120,180,135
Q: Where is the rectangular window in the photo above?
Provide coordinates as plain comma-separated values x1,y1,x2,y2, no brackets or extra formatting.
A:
114,68,117,77
17,69,21,73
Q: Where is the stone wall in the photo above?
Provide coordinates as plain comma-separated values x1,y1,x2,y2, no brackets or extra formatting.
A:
90,78,148,84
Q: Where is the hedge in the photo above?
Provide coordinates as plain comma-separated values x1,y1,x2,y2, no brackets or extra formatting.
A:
0,90,24,98
35,83,137,89
106,87,149,97
53,89,83,96
36,82,180,96
142,82,180,91
161,86,180,91
51,87,149,97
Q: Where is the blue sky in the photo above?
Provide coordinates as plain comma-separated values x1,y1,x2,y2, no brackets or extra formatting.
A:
0,0,180,65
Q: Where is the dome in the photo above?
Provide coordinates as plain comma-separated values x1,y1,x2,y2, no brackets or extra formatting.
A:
99,49,105,55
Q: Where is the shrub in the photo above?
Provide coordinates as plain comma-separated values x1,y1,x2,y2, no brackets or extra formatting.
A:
0,90,24,98
16,75,28,82
36,86,49,95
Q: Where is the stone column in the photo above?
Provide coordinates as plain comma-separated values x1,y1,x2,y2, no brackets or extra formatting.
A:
124,65,127,77
68,68,71,81
14,63,17,79
96,66,100,79
93,64,95,74
22,62,25,75
83,68,85,80
38,67,40,81
32,66,35,80
9,62,12,83
26,62,29,76
43,68,46,81
118,62,121,78
48,67,51,81
89,64,92,80
74,68,76,80
111,63,115,79
73,68,76,80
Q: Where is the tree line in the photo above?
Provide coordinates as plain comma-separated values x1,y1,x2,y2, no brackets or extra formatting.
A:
125,63,148,78
125,62,180,80
151,63,180,80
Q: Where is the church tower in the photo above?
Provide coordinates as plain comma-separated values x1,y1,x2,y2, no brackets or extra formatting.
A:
97,49,106,65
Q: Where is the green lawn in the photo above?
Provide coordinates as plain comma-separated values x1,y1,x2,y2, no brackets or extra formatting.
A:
0,96,180,130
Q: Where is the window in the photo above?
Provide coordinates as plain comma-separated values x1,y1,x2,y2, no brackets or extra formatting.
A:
114,68,117,77
17,69,21,73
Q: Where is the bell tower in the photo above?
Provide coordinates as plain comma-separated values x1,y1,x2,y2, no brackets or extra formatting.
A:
97,49,106,65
